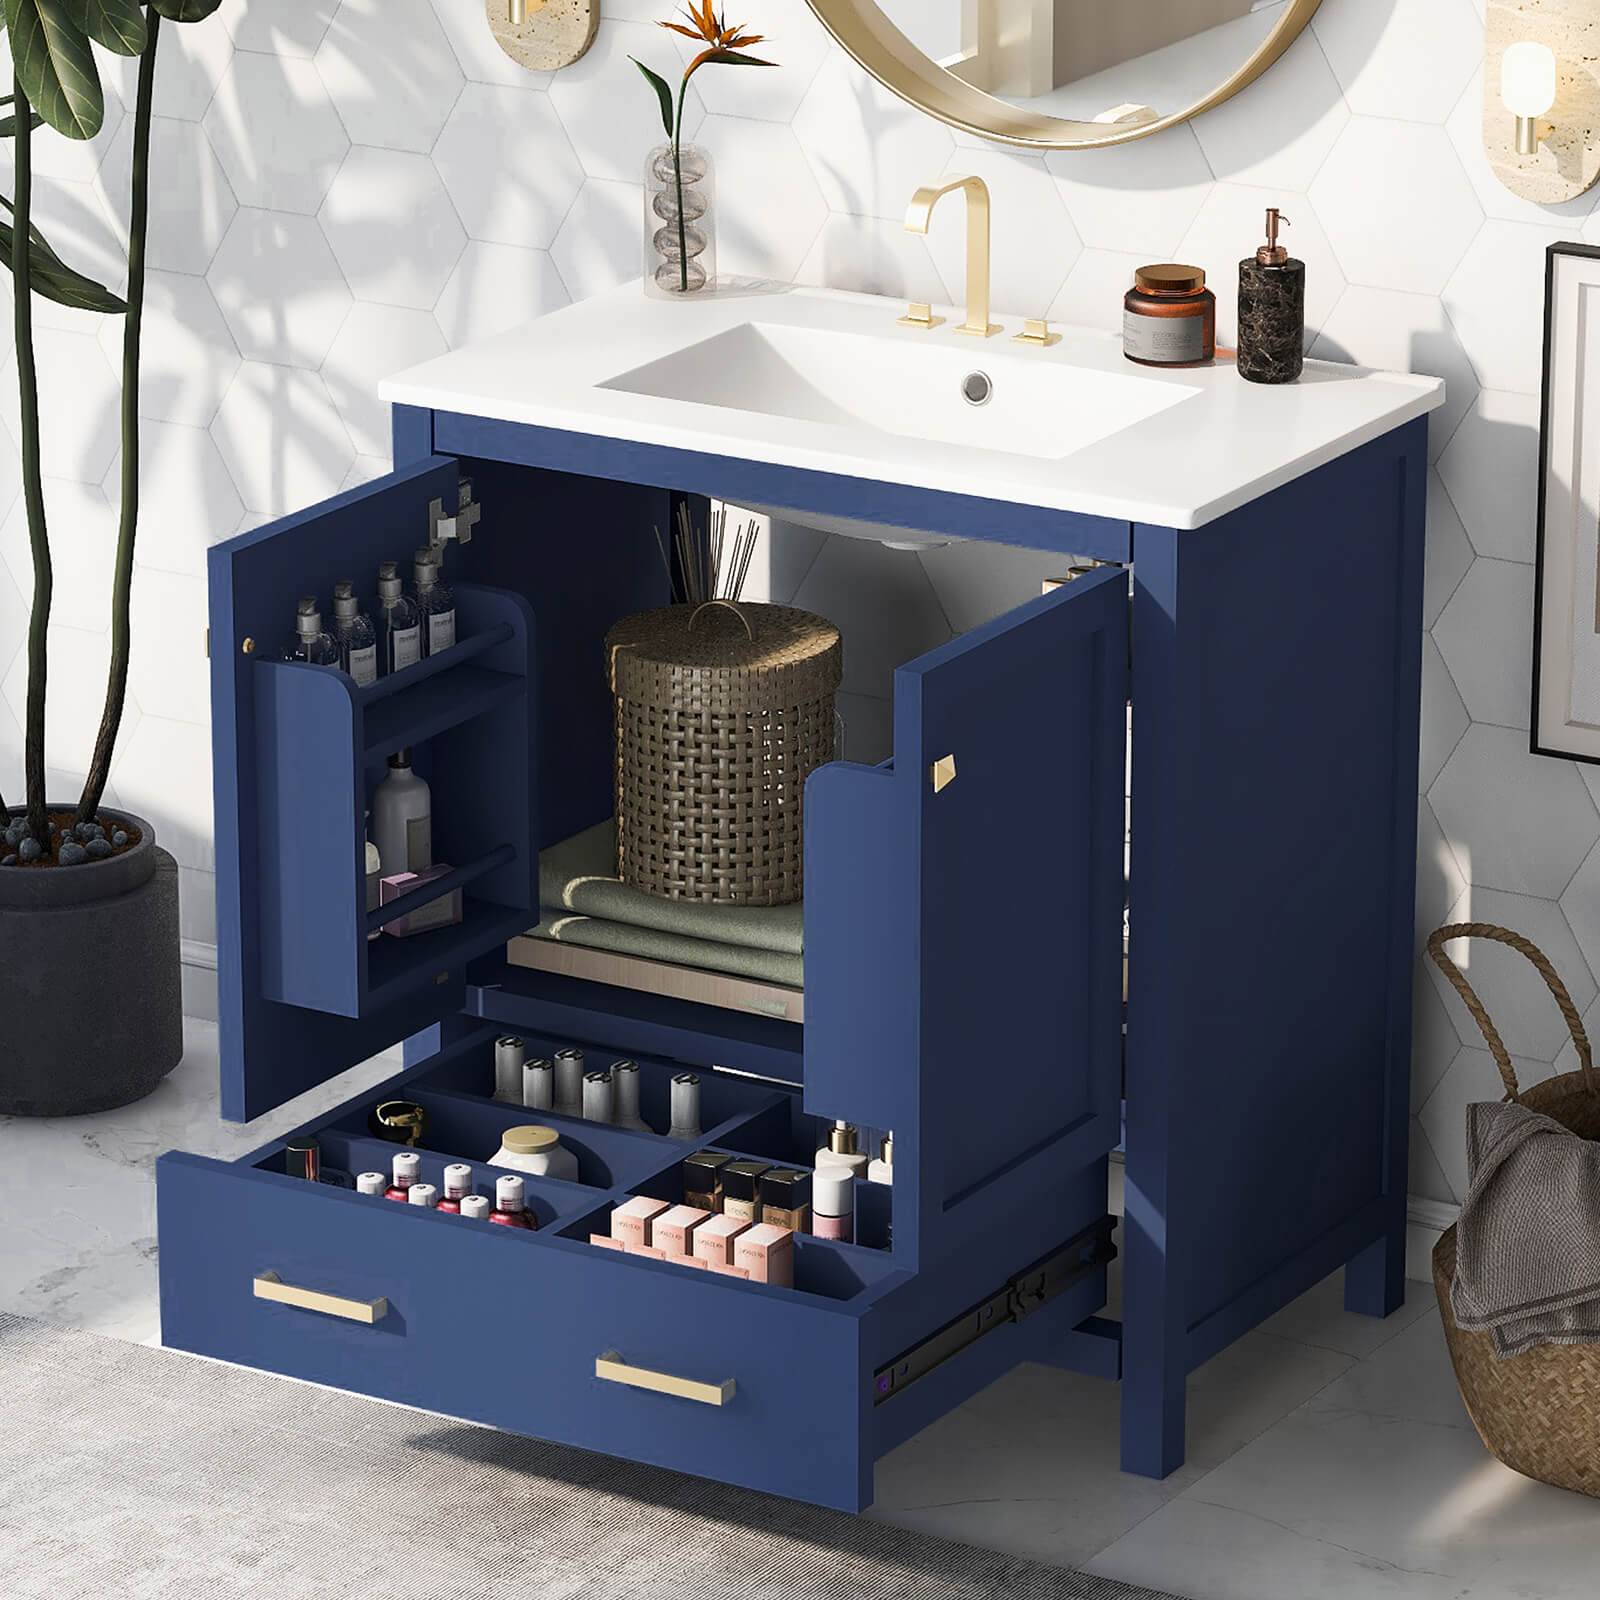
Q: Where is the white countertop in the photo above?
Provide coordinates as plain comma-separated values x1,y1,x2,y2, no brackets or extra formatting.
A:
380,279,1444,532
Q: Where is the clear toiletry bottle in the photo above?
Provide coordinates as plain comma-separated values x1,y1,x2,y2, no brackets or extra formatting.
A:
376,560,422,675
669,1072,702,1140
372,748,431,879
816,1120,870,1178
284,596,339,665
330,580,378,687
411,546,456,657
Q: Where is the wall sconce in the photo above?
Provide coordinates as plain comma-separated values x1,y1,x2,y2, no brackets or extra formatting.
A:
489,0,596,69
1501,41,1556,155
1483,3,1598,203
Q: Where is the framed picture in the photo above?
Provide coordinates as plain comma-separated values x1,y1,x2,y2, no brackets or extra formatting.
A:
1533,242,1600,763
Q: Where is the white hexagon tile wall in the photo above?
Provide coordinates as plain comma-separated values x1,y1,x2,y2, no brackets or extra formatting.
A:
0,0,1585,1211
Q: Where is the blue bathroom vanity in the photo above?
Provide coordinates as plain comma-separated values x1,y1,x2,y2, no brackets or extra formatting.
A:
157,282,1442,1511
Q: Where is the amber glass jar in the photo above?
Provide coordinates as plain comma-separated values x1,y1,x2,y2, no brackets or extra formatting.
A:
1123,264,1215,369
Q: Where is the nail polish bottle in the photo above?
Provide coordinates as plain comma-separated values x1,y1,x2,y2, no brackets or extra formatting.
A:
408,1182,439,1210
611,1060,652,1132
867,1133,894,1186
356,1171,387,1197
384,1150,421,1202
812,1168,855,1243
816,1121,869,1178
494,1035,525,1103
1237,206,1305,385
553,1047,585,1116
523,1057,554,1111
490,1173,537,1229
668,1072,702,1140
437,1163,473,1214
459,1193,492,1220
582,1070,614,1124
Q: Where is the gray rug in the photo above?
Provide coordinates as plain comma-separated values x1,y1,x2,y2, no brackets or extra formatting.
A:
0,1313,1184,1600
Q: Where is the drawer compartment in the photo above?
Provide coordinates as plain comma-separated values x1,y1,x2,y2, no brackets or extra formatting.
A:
158,1149,883,1509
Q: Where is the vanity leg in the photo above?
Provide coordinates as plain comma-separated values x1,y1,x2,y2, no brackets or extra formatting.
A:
1344,1224,1407,1318
1120,1334,1187,1478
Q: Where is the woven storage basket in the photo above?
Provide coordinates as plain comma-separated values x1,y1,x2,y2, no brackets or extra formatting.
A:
1427,921,1600,1498
605,599,841,906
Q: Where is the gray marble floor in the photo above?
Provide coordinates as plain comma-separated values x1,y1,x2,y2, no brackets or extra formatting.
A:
3,1020,1596,1600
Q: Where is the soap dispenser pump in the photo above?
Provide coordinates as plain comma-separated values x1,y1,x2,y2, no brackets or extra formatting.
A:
1237,207,1304,385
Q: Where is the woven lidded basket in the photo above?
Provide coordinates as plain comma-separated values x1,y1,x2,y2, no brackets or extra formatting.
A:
1427,922,1600,1498
605,599,842,905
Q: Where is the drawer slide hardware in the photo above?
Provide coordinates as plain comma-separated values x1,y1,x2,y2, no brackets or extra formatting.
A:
872,1217,1116,1405
253,1270,388,1325
596,1350,736,1408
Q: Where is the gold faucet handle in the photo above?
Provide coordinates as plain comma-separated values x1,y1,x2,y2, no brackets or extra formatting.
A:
897,301,945,331
1013,317,1061,348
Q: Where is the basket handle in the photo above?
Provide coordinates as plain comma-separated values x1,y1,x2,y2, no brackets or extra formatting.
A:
688,599,754,641
1425,922,1598,1102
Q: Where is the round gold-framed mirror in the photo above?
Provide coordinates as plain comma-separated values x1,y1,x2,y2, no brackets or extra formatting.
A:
803,0,1322,150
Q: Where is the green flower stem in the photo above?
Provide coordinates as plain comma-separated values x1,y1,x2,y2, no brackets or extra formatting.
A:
77,10,158,825
672,84,689,292
14,76,50,842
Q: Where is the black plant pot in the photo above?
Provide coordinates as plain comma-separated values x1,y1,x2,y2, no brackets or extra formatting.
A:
0,806,182,1116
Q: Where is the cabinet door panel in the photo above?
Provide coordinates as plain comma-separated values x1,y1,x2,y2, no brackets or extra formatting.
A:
210,458,535,1122
807,569,1127,1268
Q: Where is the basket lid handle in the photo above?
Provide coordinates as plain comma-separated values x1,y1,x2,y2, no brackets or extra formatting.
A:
1425,922,1598,1102
687,599,755,641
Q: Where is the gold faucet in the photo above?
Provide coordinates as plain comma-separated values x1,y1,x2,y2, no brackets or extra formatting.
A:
901,176,1001,339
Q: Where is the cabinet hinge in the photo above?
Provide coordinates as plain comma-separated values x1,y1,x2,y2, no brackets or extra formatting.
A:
871,1216,1117,1406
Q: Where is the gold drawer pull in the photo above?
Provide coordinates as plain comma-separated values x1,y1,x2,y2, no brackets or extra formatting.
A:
254,1270,388,1325
595,1349,735,1407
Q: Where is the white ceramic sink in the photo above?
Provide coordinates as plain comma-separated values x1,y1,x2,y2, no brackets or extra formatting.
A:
599,320,1191,463
381,280,1445,530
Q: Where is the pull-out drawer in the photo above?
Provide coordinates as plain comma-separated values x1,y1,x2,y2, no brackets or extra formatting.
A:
158,1027,1114,1511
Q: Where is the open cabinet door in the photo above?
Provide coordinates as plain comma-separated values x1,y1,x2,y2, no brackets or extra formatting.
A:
807,566,1128,1269
210,458,537,1122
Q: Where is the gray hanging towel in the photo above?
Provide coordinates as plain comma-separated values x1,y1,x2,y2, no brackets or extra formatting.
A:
1451,1098,1600,1358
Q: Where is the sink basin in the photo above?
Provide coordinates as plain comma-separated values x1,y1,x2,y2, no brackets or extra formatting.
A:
600,320,1192,463
381,279,1446,530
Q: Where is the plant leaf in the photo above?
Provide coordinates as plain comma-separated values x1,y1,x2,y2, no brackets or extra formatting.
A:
0,213,126,311
0,108,45,135
2,0,104,140
631,56,674,138
701,48,774,67
147,0,223,19
61,0,145,56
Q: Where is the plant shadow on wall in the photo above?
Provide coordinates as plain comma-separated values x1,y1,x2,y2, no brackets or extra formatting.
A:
0,0,221,1120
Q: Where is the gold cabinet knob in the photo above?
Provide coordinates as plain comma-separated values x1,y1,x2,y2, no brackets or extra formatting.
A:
930,754,957,793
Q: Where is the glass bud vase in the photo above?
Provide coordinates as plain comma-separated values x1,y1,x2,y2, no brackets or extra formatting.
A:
644,141,716,298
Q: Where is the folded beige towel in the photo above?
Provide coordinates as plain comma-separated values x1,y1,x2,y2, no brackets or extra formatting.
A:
1451,1099,1600,1357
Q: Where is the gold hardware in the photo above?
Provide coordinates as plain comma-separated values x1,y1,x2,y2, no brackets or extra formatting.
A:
241,637,255,655
253,1270,387,1325
931,753,957,793
595,1350,736,1407
905,177,1001,339
1014,317,1060,348
435,971,450,984
204,628,210,659
804,0,1321,152
896,300,946,331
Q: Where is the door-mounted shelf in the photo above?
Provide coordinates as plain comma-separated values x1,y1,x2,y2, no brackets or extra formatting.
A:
254,582,537,1019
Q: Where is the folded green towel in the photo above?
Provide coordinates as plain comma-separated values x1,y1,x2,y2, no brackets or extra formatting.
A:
539,819,804,957
528,911,804,990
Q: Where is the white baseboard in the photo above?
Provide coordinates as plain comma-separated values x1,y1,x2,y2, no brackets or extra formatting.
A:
1406,1194,1459,1283
181,938,218,1023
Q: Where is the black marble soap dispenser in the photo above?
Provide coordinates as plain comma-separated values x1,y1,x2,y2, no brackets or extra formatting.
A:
1237,207,1304,384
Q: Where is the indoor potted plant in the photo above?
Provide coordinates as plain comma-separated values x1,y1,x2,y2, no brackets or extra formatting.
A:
0,0,222,1115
